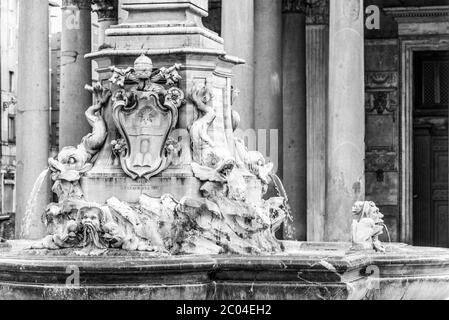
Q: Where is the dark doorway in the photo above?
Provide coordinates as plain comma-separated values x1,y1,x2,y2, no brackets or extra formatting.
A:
413,51,449,247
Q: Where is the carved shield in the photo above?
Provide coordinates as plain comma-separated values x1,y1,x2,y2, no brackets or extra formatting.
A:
112,88,183,180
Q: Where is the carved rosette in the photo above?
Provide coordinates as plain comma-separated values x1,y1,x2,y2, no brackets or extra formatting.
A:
282,0,307,14
91,0,118,21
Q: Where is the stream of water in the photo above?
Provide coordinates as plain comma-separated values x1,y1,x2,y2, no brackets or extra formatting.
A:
21,168,50,238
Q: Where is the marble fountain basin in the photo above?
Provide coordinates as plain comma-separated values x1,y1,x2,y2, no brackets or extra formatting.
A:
1,241,449,300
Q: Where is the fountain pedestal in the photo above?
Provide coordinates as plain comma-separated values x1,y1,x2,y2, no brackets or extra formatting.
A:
83,0,249,205
34,0,286,256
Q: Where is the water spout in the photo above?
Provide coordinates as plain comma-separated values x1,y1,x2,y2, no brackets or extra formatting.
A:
382,223,392,244
21,168,50,239
269,173,293,221
269,173,295,239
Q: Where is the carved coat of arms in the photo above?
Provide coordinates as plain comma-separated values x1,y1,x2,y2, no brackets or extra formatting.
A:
109,54,184,180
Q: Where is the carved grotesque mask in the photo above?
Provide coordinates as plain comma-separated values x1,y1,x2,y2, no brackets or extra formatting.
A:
352,201,385,250
78,206,108,250
80,207,103,231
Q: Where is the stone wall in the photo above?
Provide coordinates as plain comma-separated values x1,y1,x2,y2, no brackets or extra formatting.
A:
364,39,400,242
364,1,402,242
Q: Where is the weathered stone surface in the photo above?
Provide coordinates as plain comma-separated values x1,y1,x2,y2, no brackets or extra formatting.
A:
364,40,401,243
306,21,328,242
1,241,449,300
60,0,93,148
16,0,51,240
222,0,255,130
366,116,398,149
366,172,399,206
282,1,307,241
325,0,365,242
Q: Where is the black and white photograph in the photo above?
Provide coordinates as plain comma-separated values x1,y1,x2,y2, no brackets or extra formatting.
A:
0,0,449,305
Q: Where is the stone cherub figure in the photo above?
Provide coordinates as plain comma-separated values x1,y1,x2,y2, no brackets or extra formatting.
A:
351,201,386,253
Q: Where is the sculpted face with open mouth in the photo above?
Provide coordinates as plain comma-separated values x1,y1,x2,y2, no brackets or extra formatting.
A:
79,207,108,250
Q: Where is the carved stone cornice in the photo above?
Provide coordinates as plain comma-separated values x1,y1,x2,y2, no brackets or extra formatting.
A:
306,0,329,25
384,6,449,19
282,0,307,14
62,0,92,10
384,6,449,35
91,0,119,21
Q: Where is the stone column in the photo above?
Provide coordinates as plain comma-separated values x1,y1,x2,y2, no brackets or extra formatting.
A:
221,0,255,130
60,0,92,149
282,0,307,240
254,0,283,176
325,0,365,242
16,0,51,239
306,0,329,241
92,0,119,47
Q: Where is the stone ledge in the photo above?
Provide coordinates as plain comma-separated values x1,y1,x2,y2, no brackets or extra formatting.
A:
86,48,245,65
0,242,10,252
105,25,224,44
1,241,449,300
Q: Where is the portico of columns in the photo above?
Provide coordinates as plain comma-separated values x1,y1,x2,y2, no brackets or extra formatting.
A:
221,0,365,241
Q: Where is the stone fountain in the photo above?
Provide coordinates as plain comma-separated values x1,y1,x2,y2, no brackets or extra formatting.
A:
2,0,449,300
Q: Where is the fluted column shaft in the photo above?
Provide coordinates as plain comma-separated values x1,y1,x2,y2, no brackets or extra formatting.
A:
306,0,329,241
282,0,307,240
